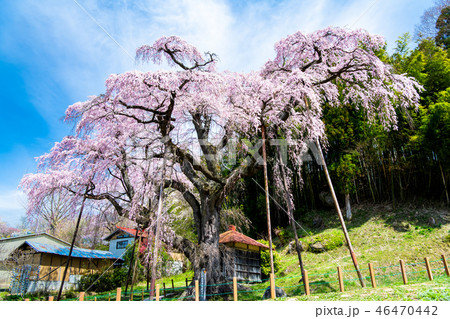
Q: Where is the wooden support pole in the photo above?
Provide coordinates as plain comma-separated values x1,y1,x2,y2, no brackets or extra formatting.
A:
156,284,160,301
425,257,433,281
261,124,276,287
442,255,450,276
195,280,199,301
337,267,344,292
108,293,110,301
130,291,133,301
116,288,121,301
270,273,276,299
233,277,238,301
163,282,166,297
79,292,85,301
186,278,188,288
315,140,365,288
94,297,97,301
368,263,376,288
48,296,54,301
142,289,144,301
400,260,408,284
172,279,175,293
304,270,310,296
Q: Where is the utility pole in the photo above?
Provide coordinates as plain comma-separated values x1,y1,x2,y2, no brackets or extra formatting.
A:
277,150,308,294
57,186,89,301
261,124,275,296
125,226,140,295
149,143,168,299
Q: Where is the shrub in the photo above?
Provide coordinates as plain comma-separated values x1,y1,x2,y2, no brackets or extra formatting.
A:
274,227,293,245
302,229,344,252
78,267,127,292
257,240,281,278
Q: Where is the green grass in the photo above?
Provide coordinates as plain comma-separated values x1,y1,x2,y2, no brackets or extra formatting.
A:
133,204,450,301
3,204,449,301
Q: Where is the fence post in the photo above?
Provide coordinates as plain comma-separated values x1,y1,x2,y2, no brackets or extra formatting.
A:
368,263,376,288
94,297,97,301
48,296,54,301
116,288,121,301
108,293,111,301
337,267,344,292
400,260,408,284
233,277,238,301
270,273,276,299
172,279,175,293
130,291,133,301
442,255,450,276
79,292,85,301
156,284,160,301
186,278,188,288
163,282,166,298
304,270,310,296
195,280,199,301
424,257,433,281
142,289,144,301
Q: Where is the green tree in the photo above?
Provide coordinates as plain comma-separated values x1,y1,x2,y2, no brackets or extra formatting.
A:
436,6,450,49
419,88,450,203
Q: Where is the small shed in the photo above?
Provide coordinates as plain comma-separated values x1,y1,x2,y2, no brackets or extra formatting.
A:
219,225,269,282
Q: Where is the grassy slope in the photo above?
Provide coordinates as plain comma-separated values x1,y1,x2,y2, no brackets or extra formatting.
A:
245,203,450,300
153,203,450,301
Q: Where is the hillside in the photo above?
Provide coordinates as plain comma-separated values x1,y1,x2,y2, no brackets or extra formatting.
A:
245,203,450,300
151,203,450,301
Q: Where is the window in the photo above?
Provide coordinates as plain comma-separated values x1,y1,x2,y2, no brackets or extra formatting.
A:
116,240,128,250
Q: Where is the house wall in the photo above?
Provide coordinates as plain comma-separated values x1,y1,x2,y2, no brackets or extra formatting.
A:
108,234,134,257
222,243,263,282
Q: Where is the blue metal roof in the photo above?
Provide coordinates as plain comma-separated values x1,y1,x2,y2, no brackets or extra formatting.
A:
23,241,123,260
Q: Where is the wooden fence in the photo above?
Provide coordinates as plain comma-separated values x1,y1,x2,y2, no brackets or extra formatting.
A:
25,254,450,301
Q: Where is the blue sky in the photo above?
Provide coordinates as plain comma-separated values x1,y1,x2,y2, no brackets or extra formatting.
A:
0,0,435,227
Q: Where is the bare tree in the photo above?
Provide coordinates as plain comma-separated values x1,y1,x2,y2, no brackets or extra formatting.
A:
30,191,73,235
415,0,450,40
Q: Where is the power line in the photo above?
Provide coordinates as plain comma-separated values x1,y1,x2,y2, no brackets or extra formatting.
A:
350,0,381,28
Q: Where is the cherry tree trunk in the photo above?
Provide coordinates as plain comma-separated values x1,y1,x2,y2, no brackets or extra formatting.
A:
183,192,231,298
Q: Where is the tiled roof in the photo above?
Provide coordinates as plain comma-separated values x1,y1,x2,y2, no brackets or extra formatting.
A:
21,241,123,260
219,225,269,250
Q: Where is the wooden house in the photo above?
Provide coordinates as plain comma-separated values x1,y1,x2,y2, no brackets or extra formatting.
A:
103,226,184,276
103,226,148,257
219,225,269,282
6,240,122,294
0,233,72,289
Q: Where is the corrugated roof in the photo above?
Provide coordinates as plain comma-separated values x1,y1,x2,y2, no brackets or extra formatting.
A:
21,241,123,260
219,225,269,250
0,233,74,261
0,232,73,246
103,225,148,241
